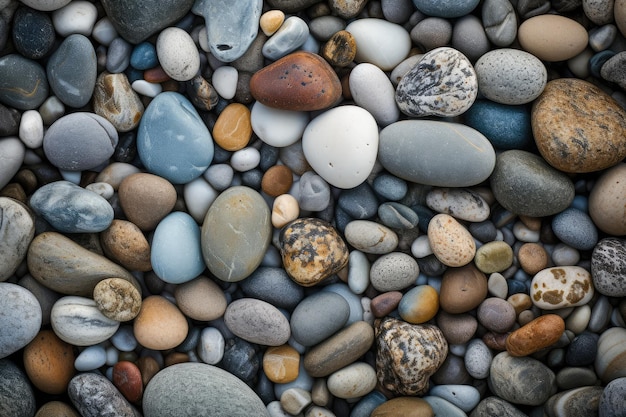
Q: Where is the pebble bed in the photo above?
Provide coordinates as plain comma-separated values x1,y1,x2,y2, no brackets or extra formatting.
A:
2,0,626,416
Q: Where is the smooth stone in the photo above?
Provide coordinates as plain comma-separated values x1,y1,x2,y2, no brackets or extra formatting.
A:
376,317,448,396
281,387,311,414
298,171,331,212
16,275,59,328
337,182,379,219
68,373,135,417
506,314,565,357
202,186,271,282
100,219,151,272
349,63,399,126
545,386,604,417
321,30,357,67
175,276,227,321
92,16,117,46
429,385,480,413
262,16,309,60
469,397,527,417
225,298,291,346
93,277,142,322
0,104,21,136
156,27,199,81
0,197,34,281
474,241,513,274
197,327,225,365
482,0,517,46
552,208,598,251
371,397,434,417
213,103,252,151
74,344,107,371
203,163,234,191
30,181,114,233
12,6,55,59
93,72,144,132
530,266,594,310
396,47,477,117
0,359,37,417
20,0,71,11
566,332,599,366
309,15,346,40
0,283,41,359
489,352,556,405
478,297,516,333
490,150,575,217
450,15,490,62
596,327,626,383
221,337,259,383
428,213,476,267
263,345,299,383
410,17,453,51
51,1,97,36
327,362,377,399
250,51,342,111
348,250,369,295
0,138,25,191
260,10,285,36
398,285,439,324
557,367,600,390
290,291,350,346
51,296,120,346
378,202,419,229
534,78,626,173
465,339,493,379
19,109,44,149
599,377,626,416
378,120,496,187
344,220,398,254
345,18,411,70
112,360,143,403
130,41,157,70
589,163,626,235
370,252,419,291
566,304,592,334
118,172,176,231
322,283,364,326
518,14,588,61
422,397,466,417
436,311,477,345
138,92,214,184
412,0,479,17
279,217,348,286
23,330,75,395
426,188,490,222
251,101,309,147
584,0,615,25
133,295,188,350
590,24,618,52
0,54,49,110
371,291,403,318
592,238,626,297
469,220,498,243
43,112,118,171
372,174,408,201
105,37,132,73
131,79,162,97
439,264,487,313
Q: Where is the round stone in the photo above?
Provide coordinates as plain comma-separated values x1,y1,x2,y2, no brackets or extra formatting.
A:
518,243,549,275
0,54,49,110
426,187,490,222
224,298,291,346
349,62,398,126
327,362,377,399
133,295,188,351
12,6,56,60
0,283,41,359
592,238,626,297
369,252,419,291
0,197,34,281
34,401,80,417
51,296,120,346
212,103,252,151
477,297,516,333
250,101,309,147
599,377,626,416
412,0,479,17
93,72,144,133
118,172,177,231
596,327,626,383
398,285,439,324
23,329,75,395
344,220,399,254
589,163,626,235
439,264,488,314
239,266,304,310
174,276,227,321
465,339,493,379
262,165,293,197
93,278,142,322
156,27,199,81
463,100,532,150
518,14,588,61
436,311,477,345
0,359,36,417
474,241,514,274
322,30,357,67
112,361,143,403
552,208,598,251
428,213,476,267
263,345,300,383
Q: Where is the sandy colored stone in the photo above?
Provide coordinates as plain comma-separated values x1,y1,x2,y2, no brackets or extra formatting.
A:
212,103,252,151
589,163,626,235
23,330,75,395
93,277,142,322
506,314,565,357
321,30,357,67
94,162,141,191
507,293,533,316
439,264,488,314
518,15,588,61
262,165,293,197
35,401,80,417
532,78,626,173
133,295,188,350
118,173,177,231
518,242,549,275
372,397,434,417
371,291,403,318
271,194,300,228
428,213,476,267
263,345,300,383
260,10,285,36
100,219,151,272
174,276,227,321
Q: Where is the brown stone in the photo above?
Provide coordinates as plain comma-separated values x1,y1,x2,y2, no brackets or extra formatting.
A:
35,401,80,417
519,215,541,231
23,330,75,395
321,30,357,67
370,291,403,318
507,293,533,316
93,72,144,132
144,66,171,83
100,220,152,272
436,310,478,345
212,103,252,151
263,345,300,383
589,163,626,235
93,277,142,322
136,356,160,387
186,75,219,111
112,361,143,403
371,397,434,417
0,183,27,203
483,332,508,351
250,51,342,111
174,276,227,321
164,352,189,367
532,78,626,173
133,295,188,350
439,264,488,314
506,314,565,356
518,242,548,275
261,165,293,197
118,173,177,231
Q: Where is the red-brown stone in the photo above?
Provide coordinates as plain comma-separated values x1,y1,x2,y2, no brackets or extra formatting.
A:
370,291,403,318
112,361,144,403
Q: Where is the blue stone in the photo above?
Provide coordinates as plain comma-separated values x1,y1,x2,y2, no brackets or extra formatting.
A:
151,211,206,284
221,337,259,383
12,6,56,60
506,279,527,297
412,0,480,17
125,67,144,84
464,99,532,150
47,34,97,108
590,50,616,78
239,266,304,310
130,41,158,70
350,391,387,417
334,206,353,234
106,37,133,73
372,173,408,201
337,182,379,219
0,54,49,110
552,207,598,251
412,204,436,233
137,92,214,184
571,195,589,212
30,181,114,233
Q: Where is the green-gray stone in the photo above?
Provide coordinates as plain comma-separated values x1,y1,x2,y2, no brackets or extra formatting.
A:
0,54,48,110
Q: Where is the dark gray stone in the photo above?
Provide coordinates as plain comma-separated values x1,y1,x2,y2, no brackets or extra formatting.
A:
601,51,626,90
372,174,408,201
0,103,21,136
592,238,626,297
221,337,259,383
381,0,415,23
68,372,136,417
337,182,379,219
469,396,528,417
516,0,551,19
290,291,350,346
0,54,49,110
239,266,304,310
469,220,498,243
12,6,55,59
599,377,626,417
378,202,419,230
0,359,36,417
565,332,599,366
265,0,322,12
482,0,517,47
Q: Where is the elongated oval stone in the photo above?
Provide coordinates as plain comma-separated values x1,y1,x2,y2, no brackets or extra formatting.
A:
530,266,594,310
378,120,495,187
51,296,120,346
201,186,271,282
93,72,144,132
68,372,136,417
0,197,34,281
0,54,49,110
0,283,41,359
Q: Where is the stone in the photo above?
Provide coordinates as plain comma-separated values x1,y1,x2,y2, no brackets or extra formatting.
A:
68,373,136,417
251,102,309,147
518,243,549,275
133,295,188,351
263,345,300,383
398,285,439,324
506,314,565,356
371,291,403,318
349,63,399,126
262,16,309,60
378,120,496,187
482,0,517,46
530,266,594,310
410,17,453,51
74,344,107,371
589,163,626,235
426,188,490,222
93,72,144,132
34,401,80,417
239,266,304,310
43,112,118,171
51,1,97,36
250,51,342,111
260,10,285,36
93,278,142,322
376,317,448,396
566,332,599,366
0,54,49,110
477,297,516,333
0,283,41,359
12,6,56,60
281,387,312,414
345,18,411,71
0,104,21,136
592,238,626,297
378,202,419,229
201,186,271,282
118,172,177,231
465,339,493,380
279,217,348,286
30,181,114,233
596,327,626,383
51,296,120,346
532,78,626,173
290,291,350,346
370,252,419,291
100,0,194,44
0,197,34,281
112,361,143,403
175,276,227,321
396,47,477,117
327,362,377,399
224,298,291,346
552,208,598,251
143,362,270,416
599,377,626,416
213,103,252,151
429,385,480,413
197,327,224,365
137,92,214,184
518,14,588,61
156,27,199,81
221,337,259,383
372,397,434,417
463,100,532,150
0,359,36,417
100,220,151,272
428,214,476,267
322,30,357,67
0,138,24,192
262,165,293,197
187,74,219,111
470,397,527,417
439,264,488,313
490,150,575,217
545,386,604,417
412,0,479,17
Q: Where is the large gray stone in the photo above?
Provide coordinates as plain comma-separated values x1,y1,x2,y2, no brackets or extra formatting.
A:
0,283,41,359
469,396,527,417
0,359,36,417
0,197,34,281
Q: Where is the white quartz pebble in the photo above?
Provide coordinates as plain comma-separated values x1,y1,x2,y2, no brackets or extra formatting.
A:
411,235,433,258
349,63,399,126
132,80,163,97
157,27,200,81
345,18,411,71
272,194,300,228
74,344,107,371
19,110,44,149
183,177,218,223
212,66,238,100
230,147,261,172
251,102,309,147
52,1,98,36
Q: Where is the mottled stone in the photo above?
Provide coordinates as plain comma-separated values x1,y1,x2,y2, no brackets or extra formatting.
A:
470,397,527,417
68,373,136,417
506,314,565,356
100,219,151,272
93,72,144,132
599,377,626,416
321,30,357,67
428,213,476,267
396,47,477,117
51,296,120,346
531,266,594,310
482,0,517,46
545,386,604,417
489,352,556,405
93,277,142,322
0,359,36,417
591,238,626,297
0,283,41,359
0,197,34,281
0,54,49,110
376,317,448,396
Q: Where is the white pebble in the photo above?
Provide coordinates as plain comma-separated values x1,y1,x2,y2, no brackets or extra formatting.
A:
19,110,44,149
132,80,162,97
464,339,492,379
487,272,508,298
345,18,412,71
198,327,225,365
411,235,433,258
198,26,209,52
74,344,107,371
157,27,200,81
272,194,299,228
230,147,261,172
349,63,399,126
212,66,238,100
92,17,118,46
512,221,540,242
85,182,114,199
183,177,218,223
52,1,98,37
251,102,309,147
348,250,370,295
565,304,591,334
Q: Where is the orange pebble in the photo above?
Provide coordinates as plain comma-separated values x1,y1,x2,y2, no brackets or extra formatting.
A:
262,165,293,197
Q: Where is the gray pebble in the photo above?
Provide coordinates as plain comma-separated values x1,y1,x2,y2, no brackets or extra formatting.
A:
583,0,615,25
482,0,517,46
224,298,291,346
410,17,452,51
552,208,598,251
469,396,527,417
469,221,497,243
290,291,350,346
378,202,419,229
262,16,309,60
106,36,132,73
381,0,415,23
239,266,304,310
0,359,36,417
299,171,331,212
556,367,600,390
599,377,626,416
451,14,490,62
203,163,234,191
68,372,136,417
0,103,21,136
308,15,346,41
0,54,49,110
592,238,626,297
465,339,493,379
337,182,378,219
601,51,626,90
0,197,34,281
370,252,419,291
516,0,551,19
372,173,408,201
0,283,41,359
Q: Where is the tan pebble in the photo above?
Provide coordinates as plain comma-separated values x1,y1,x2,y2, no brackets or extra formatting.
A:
263,345,300,383
507,293,532,316
93,72,144,132
506,314,565,356
519,215,541,231
93,277,142,322
23,330,75,395
35,401,80,417
136,356,160,387
133,295,188,350
164,352,189,367
518,242,549,275
589,163,626,235
260,10,285,36
100,220,152,272
95,162,141,191
427,213,476,267
272,194,300,228
321,30,357,67
518,14,588,61
530,266,594,310
399,285,439,324
212,103,252,151
327,362,377,399
311,378,331,407
262,165,293,197
119,173,177,231
174,276,227,321
518,310,535,326
370,291,403,318
595,326,626,383
473,240,513,274
281,387,312,415
371,397,434,417
439,263,488,314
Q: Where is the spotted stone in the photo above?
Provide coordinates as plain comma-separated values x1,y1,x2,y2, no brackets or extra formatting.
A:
530,266,594,310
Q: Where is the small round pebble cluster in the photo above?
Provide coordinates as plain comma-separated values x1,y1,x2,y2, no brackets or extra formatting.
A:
2,0,626,416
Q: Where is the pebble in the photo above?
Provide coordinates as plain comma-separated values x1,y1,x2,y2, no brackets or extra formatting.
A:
93,72,144,132
589,163,626,235
376,317,448,396
0,197,34,281
595,326,626,383
556,366,600,390
546,386,604,417
174,276,227,321
51,296,120,346
0,283,41,360
372,397,434,417
344,220,398,254
251,102,309,147
592,238,626,297
451,15,490,62
263,16,309,60
327,362,376,399
0,359,37,417
429,385,480,413
260,10,285,36
426,187,490,222
321,30,357,67
566,332,599,366
197,326,225,365
23,329,75,394
263,345,299,383
378,202,419,229
474,241,513,274
465,339,493,379
439,264,487,313
482,0,517,46
398,284,439,324
530,266,594,310
133,295,188,351
74,344,107,371
349,63,398,126
552,208,598,251
225,298,291,346
0,54,49,110
437,311,477,345
112,360,143,403
51,1,97,36
470,396,528,417
12,6,55,60
35,401,80,417
290,291,349,346
599,377,626,416
410,17,452,51
518,242,549,274
396,47,477,117
506,314,565,357
298,171,331,212
213,103,252,151
68,372,136,417
280,387,311,414
477,297,516,333
428,213,476,267
100,219,151,272
518,14,588,61
93,277,142,322
370,291,403,318
337,182,379,219
463,100,532,150
155,27,199,81
345,18,411,71
369,252,419,291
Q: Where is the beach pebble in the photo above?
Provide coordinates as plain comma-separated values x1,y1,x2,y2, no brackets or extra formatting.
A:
0,359,37,417
426,188,490,222
530,266,594,310
439,264,487,313
429,384,480,413
93,72,144,132
589,163,626,235
470,396,531,417
413,0,479,17
118,172,177,231
477,297,516,333
0,54,49,110
410,17,452,51
197,327,225,365
518,14,588,61
262,16,309,60
93,278,142,322
378,202,419,229
213,103,252,151
518,243,549,274
251,102,309,147
17,109,41,149
437,311,477,345
595,327,626,383
51,296,119,346
345,18,411,70
344,220,398,254
74,344,106,371
451,14,490,62
260,10,285,36
591,238,626,297
290,291,350,346
349,63,399,126
474,241,513,274
370,252,419,291
263,344,299,383
225,298,290,346
465,339,492,379
112,361,143,403
321,30,357,67
584,0,614,25
20,0,71,11
298,171,330,212
482,0,517,46
156,27,199,81
0,197,34,281
12,6,55,61
133,295,188,351
0,283,41,359
175,276,227,321
599,377,626,415
100,219,151,272
463,100,532,150
398,285,439,324
23,329,75,395
428,213,476,267
68,372,136,417
371,397,434,417
327,362,377,399
506,314,565,357
552,208,598,251
565,332,599,366
489,352,557,405
371,291,403,318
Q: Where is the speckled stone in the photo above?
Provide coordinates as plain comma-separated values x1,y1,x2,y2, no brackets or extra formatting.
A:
370,252,419,291
376,317,448,396
532,78,626,173
93,72,144,132
0,359,36,417
0,283,41,359
591,238,626,297
93,277,142,322
470,397,527,417
395,47,477,117
552,208,598,251
224,298,291,346
428,213,476,267
68,373,136,417
12,6,56,60
279,217,349,286
599,377,626,416
531,266,594,310
545,386,604,417
100,219,151,272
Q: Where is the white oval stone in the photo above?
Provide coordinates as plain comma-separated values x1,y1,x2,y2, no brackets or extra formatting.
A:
344,220,398,254
251,102,309,147
302,105,378,189
132,80,162,97
531,266,594,310
0,137,25,190
157,27,200,81
52,1,98,36
272,193,300,228
51,296,120,346
19,110,44,149
212,66,238,100
198,327,225,365
426,188,490,222
327,362,377,399
349,63,399,126
184,177,218,223
92,17,118,46
345,18,411,71
230,147,261,172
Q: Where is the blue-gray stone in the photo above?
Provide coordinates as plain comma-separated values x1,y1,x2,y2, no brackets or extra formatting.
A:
106,37,133,73
591,238,626,298
30,181,114,233
290,291,350,346
262,16,309,60
552,208,598,251
334,205,353,234
507,279,527,297
372,174,408,201
259,143,280,171
0,283,41,359
130,41,158,70
0,103,21,136
464,100,532,150
138,92,214,184
101,0,195,44
221,337,259,383
69,373,136,417
12,6,56,60
471,396,528,417
239,266,304,310
193,0,262,62
378,202,419,230
379,120,496,187
412,0,480,19
350,391,387,417
337,182,379,219
0,359,36,417
47,34,96,108
0,54,49,110
482,0,517,46
469,220,497,242
590,50,616,78
599,377,626,417
565,332,599,366
204,164,234,191
299,171,331,212
412,204,436,233
43,112,118,171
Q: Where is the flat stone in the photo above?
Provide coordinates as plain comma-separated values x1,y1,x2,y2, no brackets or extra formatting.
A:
51,296,120,346
0,54,49,110
290,291,350,346
426,188,490,222
224,298,291,346
174,276,227,321
68,373,136,417
23,329,75,395
93,72,144,132
263,345,300,383
370,252,419,291
0,197,34,281
465,339,493,380
0,103,21,136
0,359,36,417
322,30,357,67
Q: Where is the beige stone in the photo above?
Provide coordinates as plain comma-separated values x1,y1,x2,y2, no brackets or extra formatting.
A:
100,219,151,272
133,296,188,350
174,276,227,322
428,214,475,267
93,277,142,322
518,15,587,61
118,173,177,231
589,163,626,235
263,345,300,383
23,330,75,395
260,10,285,36
212,103,252,151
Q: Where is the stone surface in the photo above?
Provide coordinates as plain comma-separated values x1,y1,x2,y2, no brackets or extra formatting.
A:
477,297,516,333
0,283,41,359
68,372,136,417
327,362,377,399
0,54,49,110
530,266,594,310
463,100,532,150
156,27,199,81
174,276,227,321
12,6,56,59
93,72,144,132
290,291,350,346
439,264,488,314
263,345,300,383
213,103,252,151
0,359,36,417
0,197,34,281
592,238,626,297
518,14,588,61
506,314,565,356
262,15,309,60
470,397,527,417
372,397,434,417
426,187,490,222
51,296,120,346
224,298,291,346
100,219,151,272
344,220,399,254
345,18,411,71
596,327,626,383
482,0,517,46
133,295,188,350
370,252,419,291
23,325,73,392
552,208,598,251
239,266,304,310
428,213,476,267
112,361,143,403
589,163,626,235
118,172,177,231
93,277,142,322
398,285,439,324
599,377,626,416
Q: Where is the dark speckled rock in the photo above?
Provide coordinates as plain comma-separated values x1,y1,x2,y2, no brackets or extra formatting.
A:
470,396,527,417
599,377,626,416
591,238,626,297
0,359,36,417
545,386,604,417
68,373,136,417
0,103,21,136
12,6,56,59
